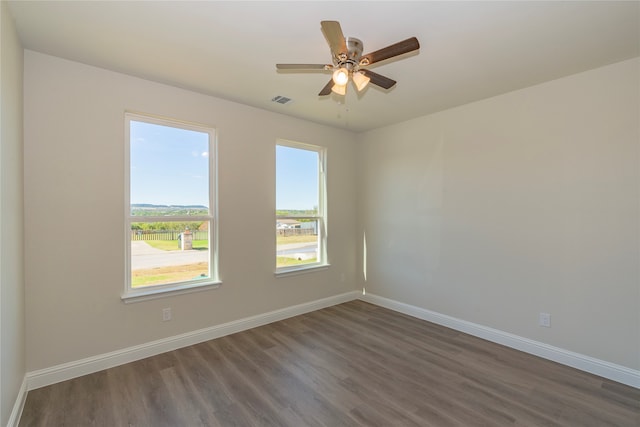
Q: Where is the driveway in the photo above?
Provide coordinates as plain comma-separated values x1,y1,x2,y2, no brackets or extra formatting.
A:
131,241,318,269
131,240,165,255
277,242,318,260
131,241,209,270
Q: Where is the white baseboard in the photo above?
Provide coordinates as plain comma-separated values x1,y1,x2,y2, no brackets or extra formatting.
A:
359,292,640,389
7,376,27,427
26,291,360,391
23,288,639,395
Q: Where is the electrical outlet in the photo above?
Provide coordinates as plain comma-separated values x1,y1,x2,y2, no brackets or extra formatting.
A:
162,307,172,322
539,312,551,327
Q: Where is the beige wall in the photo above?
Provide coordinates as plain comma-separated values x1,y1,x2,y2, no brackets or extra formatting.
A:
357,58,640,370
19,42,640,381
23,51,358,371
1,1,25,424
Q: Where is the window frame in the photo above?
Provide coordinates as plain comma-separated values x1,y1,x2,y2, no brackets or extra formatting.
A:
275,139,329,275
122,112,220,303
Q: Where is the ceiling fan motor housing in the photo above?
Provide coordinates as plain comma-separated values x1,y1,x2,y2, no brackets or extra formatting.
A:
335,37,364,72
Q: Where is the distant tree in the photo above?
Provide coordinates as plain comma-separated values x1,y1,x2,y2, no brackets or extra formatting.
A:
131,221,203,231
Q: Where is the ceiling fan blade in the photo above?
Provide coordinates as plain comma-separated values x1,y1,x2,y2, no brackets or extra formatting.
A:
276,64,330,70
360,37,420,66
318,79,334,96
361,69,396,90
321,21,347,57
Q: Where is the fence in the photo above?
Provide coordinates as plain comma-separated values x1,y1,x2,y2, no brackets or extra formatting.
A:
276,228,317,237
131,230,209,241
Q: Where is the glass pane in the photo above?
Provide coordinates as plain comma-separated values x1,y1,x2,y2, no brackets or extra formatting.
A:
276,144,322,269
130,221,210,288
276,145,318,216
130,120,209,216
276,219,319,268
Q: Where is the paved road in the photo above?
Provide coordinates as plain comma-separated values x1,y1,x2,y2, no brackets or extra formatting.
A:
131,241,319,270
277,243,318,261
131,241,209,270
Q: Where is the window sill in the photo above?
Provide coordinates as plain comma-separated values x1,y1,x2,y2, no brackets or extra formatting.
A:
275,263,330,278
121,280,222,304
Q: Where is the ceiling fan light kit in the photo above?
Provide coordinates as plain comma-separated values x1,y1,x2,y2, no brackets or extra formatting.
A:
332,68,349,86
352,71,371,91
276,21,419,97
331,83,347,95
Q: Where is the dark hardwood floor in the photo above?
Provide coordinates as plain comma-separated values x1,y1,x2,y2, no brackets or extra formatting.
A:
20,300,639,426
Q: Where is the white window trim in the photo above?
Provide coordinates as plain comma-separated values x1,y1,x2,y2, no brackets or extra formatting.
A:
275,139,328,275
122,112,220,302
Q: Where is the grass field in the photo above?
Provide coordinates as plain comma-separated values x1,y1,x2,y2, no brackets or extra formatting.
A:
141,236,315,250
133,239,208,287
133,235,317,285
276,234,317,245
144,240,208,251
276,257,317,267
132,262,209,287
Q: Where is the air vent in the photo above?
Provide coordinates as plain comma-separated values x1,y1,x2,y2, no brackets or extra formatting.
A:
271,95,293,105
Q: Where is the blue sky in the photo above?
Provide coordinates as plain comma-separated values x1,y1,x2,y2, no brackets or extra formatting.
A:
130,120,318,211
130,120,210,206
276,145,318,211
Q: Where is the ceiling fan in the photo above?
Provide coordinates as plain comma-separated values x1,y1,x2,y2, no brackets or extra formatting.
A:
276,21,420,96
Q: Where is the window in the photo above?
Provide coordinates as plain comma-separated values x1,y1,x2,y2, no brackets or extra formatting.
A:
276,141,327,273
123,113,219,301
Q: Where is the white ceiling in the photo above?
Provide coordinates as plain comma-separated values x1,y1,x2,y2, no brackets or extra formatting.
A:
7,1,640,132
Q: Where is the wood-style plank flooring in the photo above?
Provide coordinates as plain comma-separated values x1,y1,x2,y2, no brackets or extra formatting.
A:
20,301,640,426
